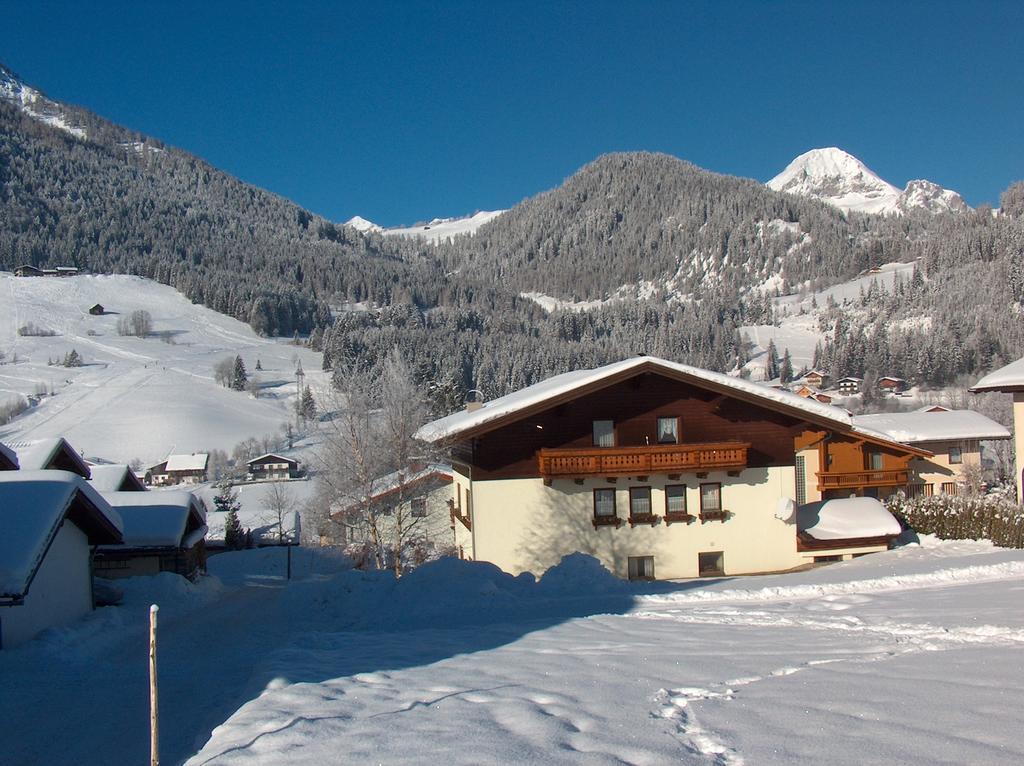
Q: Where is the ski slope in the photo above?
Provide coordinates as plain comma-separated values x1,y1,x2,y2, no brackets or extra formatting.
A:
0,273,326,465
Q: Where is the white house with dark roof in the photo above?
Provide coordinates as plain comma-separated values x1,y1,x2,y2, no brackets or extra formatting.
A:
415,356,921,579
147,453,209,486
971,357,1024,501
94,491,207,579
246,453,301,480
0,471,123,649
853,410,1010,497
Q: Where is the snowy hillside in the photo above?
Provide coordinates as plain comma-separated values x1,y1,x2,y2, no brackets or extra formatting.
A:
740,262,918,381
347,210,505,243
0,63,87,140
768,148,968,216
0,273,326,464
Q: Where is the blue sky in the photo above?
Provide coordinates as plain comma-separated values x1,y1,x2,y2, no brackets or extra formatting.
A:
3,1,1022,226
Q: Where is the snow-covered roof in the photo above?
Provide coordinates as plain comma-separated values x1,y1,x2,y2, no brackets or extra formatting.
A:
0,441,18,469
164,453,209,472
971,357,1024,393
852,410,1010,445
797,497,901,541
88,464,146,492
0,470,123,598
8,437,89,476
100,490,205,548
247,453,298,465
416,356,856,444
206,509,300,546
368,463,452,501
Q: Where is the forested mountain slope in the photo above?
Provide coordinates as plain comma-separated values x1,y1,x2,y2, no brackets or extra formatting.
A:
3,61,1024,403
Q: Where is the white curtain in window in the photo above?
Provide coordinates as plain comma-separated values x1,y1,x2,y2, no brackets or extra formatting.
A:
593,420,614,447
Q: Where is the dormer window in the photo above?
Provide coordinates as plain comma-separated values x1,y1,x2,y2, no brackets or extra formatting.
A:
657,417,679,444
949,446,962,464
593,420,615,447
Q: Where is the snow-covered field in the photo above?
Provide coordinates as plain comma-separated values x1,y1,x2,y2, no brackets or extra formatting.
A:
3,538,1023,765
0,273,326,464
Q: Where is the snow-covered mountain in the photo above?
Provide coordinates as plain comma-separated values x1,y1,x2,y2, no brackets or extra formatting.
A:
344,215,383,233
0,63,88,140
345,210,505,243
768,148,968,216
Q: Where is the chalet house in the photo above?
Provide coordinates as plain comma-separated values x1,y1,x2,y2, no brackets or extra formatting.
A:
971,357,1024,501
13,265,43,277
877,376,909,393
854,410,1010,497
836,377,863,395
415,356,925,580
95,491,207,579
792,385,833,405
0,442,18,471
800,370,829,389
88,464,148,492
88,304,104,316
10,438,91,478
147,453,209,486
327,464,454,549
0,471,123,649
247,453,301,480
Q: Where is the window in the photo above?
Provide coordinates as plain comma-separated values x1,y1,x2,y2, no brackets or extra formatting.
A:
657,417,679,444
411,497,427,518
465,488,472,517
698,551,724,576
629,487,652,517
593,488,616,517
700,483,721,513
949,446,963,465
941,482,959,496
868,451,884,471
665,485,687,514
593,420,615,447
628,556,655,580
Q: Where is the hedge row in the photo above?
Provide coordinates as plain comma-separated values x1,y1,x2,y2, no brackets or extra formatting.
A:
885,492,1024,548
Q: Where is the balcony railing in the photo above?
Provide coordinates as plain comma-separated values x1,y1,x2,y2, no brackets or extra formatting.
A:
538,442,749,479
817,469,909,490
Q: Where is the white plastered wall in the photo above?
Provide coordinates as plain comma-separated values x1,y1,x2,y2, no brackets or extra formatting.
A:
463,467,801,580
1,522,93,649
909,440,981,492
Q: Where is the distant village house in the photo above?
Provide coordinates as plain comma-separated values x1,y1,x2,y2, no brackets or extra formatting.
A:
147,453,209,486
246,454,301,480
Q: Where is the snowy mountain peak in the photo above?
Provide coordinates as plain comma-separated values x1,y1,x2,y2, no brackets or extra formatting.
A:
898,179,970,215
767,147,968,216
0,61,88,140
767,148,901,215
344,215,383,233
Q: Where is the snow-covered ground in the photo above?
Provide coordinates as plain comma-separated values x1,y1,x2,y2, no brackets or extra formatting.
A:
0,273,326,465
3,538,1023,765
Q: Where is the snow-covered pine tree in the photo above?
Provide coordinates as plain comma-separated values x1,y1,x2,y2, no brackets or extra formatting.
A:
231,355,248,391
779,348,793,384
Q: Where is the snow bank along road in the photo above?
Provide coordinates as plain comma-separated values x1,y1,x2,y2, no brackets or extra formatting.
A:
3,539,1023,765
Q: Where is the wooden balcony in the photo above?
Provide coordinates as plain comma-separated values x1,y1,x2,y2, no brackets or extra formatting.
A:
538,442,749,480
817,469,909,491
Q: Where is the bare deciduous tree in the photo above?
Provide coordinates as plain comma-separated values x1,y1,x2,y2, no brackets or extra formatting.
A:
315,348,433,576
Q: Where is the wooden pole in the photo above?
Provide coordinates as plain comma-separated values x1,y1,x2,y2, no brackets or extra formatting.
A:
149,604,159,766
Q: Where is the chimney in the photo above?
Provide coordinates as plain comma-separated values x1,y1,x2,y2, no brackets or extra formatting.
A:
465,389,484,412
